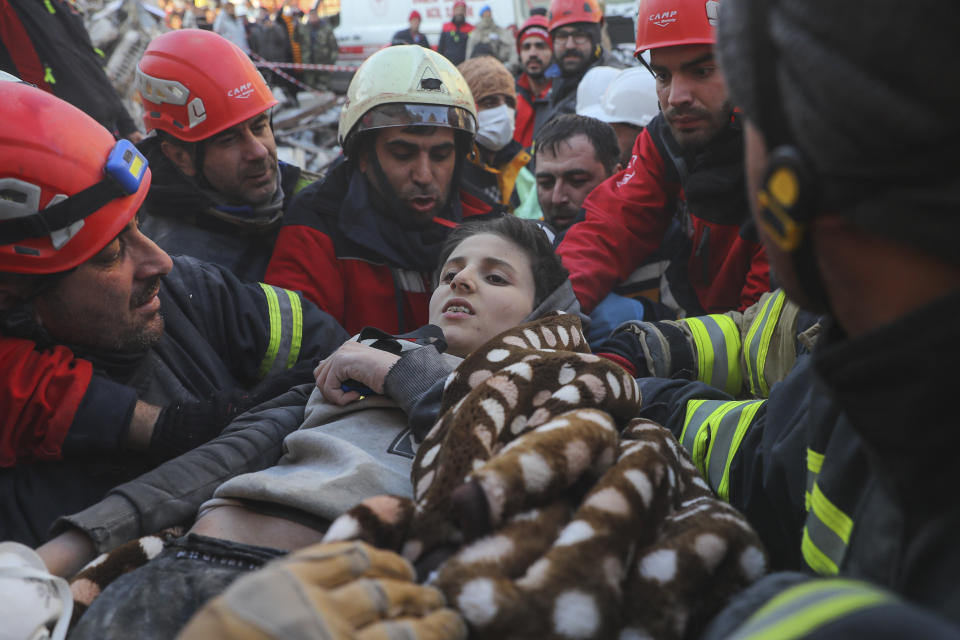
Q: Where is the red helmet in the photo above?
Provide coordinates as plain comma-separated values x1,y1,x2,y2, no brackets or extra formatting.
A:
137,29,278,143
548,0,603,31
635,0,719,56
516,15,552,52
0,84,151,274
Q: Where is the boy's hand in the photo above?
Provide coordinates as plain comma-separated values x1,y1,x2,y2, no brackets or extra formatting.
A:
314,341,400,405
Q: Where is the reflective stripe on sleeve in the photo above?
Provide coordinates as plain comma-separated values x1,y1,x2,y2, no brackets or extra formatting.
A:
728,579,893,640
683,313,743,396
680,399,765,501
801,482,854,575
744,290,787,397
257,283,304,379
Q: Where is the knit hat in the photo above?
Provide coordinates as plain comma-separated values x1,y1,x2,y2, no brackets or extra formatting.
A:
409,9,421,21
518,26,550,49
718,0,960,264
458,56,516,105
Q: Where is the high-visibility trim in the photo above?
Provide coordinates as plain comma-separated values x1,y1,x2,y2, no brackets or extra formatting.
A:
802,482,853,575
258,283,282,379
805,447,824,511
681,399,764,500
744,290,787,397
284,288,303,369
256,284,304,377
728,579,892,640
682,314,743,396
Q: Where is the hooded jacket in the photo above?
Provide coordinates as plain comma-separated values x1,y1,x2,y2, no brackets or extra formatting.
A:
138,135,315,283
265,156,503,335
53,279,584,553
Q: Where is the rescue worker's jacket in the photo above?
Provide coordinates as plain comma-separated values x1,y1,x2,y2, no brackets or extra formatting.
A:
138,135,317,283
557,113,770,316
633,288,960,627
514,72,551,149
461,141,532,213
264,157,502,335
437,19,474,66
0,257,347,544
531,48,621,141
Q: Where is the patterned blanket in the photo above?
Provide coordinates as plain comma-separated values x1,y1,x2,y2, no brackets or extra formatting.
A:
325,313,768,639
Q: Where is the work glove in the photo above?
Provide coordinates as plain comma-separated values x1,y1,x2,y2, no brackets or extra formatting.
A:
177,541,466,640
149,359,318,459
585,293,646,348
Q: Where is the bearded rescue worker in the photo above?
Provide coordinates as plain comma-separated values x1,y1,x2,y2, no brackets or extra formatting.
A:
532,0,622,140
135,29,317,282
513,15,554,149
557,0,770,334
637,0,960,635
265,45,502,336
0,83,347,547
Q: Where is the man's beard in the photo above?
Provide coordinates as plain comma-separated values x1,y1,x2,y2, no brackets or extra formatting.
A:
559,49,589,76
544,203,580,231
664,101,734,152
367,155,450,228
523,56,546,79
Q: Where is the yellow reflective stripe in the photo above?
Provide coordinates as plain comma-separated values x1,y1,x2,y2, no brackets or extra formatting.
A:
284,288,303,369
682,314,743,396
258,283,282,379
744,290,786,397
805,448,824,511
731,579,892,640
810,483,853,543
714,400,764,501
43,0,55,13
43,66,56,84
801,526,839,575
681,399,712,474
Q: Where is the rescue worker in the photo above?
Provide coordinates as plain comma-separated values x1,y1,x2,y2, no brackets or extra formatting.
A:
457,55,534,212
135,29,317,282
464,5,516,66
557,0,770,330
639,0,960,634
0,0,141,141
0,82,347,547
437,0,474,65
513,14,554,149
532,0,623,139
212,0,249,52
392,10,431,48
532,114,620,239
299,7,339,90
265,45,503,335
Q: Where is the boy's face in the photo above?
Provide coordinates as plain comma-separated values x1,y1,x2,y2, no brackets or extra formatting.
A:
429,233,536,357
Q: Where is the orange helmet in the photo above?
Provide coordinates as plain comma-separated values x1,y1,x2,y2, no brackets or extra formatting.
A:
137,29,277,143
635,0,719,56
516,14,552,52
0,83,151,274
548,0,603,31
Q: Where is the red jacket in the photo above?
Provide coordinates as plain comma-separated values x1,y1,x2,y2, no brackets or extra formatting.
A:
514,73,551,148
266,159,502,335
557,114,770,315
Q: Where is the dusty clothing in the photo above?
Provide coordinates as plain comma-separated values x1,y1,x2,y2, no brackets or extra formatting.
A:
465,15,516,66
298,18,338,89
327,313,767,639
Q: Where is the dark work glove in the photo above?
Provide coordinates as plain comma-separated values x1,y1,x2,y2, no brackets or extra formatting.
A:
149,359,319,460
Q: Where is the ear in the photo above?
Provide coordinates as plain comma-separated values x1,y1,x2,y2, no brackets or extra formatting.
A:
357,150,368,175
614,162,623,173
161,140,198,177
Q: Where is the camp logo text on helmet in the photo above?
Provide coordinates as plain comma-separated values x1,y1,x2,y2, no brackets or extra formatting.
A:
338,45,477,156
227,82,255,99
635,0,719,56
136,29,277,143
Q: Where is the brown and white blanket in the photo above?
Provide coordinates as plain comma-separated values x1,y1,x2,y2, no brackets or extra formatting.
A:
325,313,767,639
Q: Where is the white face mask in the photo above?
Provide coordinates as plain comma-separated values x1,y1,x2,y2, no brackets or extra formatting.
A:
476,104,516,151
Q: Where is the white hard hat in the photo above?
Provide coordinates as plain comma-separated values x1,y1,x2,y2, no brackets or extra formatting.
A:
339,45,477,155
575,65,620,120
595,66,660,127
